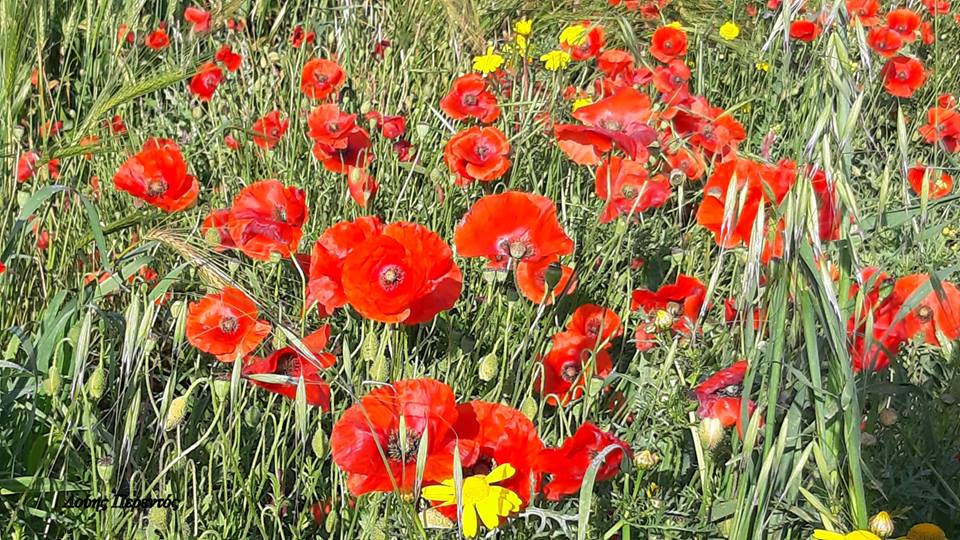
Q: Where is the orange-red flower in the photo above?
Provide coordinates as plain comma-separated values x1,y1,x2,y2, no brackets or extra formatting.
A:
184,6,211,33
346,166,378,208
888,274,960,345
144,29,170,50
811,169,842,241
650,26,687,63
664,146,706,180
113,138,199,212
439,73,501,124
215,44,242,72
536,423,631,500
186,287,271,362
554,88,658,165
364,111,406,139
566,304,622,349
308,216,384,316
561,22,605,61
17,151,40,183
330,379,478,495
227,179,308,261
918,104,960,152
887,8,921,41
443,126,511,186
251,111,289,149
341,222,462,324
594,156,671,223
907,164,954,198
882,56,926,97
243,326,336,410
535,331,612,406
307,104,373,173
201,209,236,251
789,20,821,42
454,191,574,269
189,62,223,102
515,255,576,304
652,59,691,101
300,58,345,100
692,361,758,433
867,27,903,57
668,95,746,156
631,274,706,334
846,0,882,26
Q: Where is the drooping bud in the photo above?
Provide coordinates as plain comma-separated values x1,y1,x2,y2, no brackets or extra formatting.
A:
698,417,725,450
87,364,106,400
520,396,538,420
97,455,114,483
478,353,499,382
148,506,168,532
324,507,339,534
869,511,895,538
163,395,190,431
311,428,327,458
878,407,898,427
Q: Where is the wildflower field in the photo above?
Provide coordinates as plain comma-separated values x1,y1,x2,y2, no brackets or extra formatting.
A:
3,0,960,538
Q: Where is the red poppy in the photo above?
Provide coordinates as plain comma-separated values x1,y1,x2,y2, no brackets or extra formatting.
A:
307,216,384,316
881,56,926,98
215,44,242,72
111,114,127,134
887,9,921,41
341,221,462,324
243,326,336,410
597,49,635,78
330,379,478,495
47,158,60,180
650,26,687,63
346,166,378,208
631,274,706,334
201,209,236,251
553,124,615,165
17,151,40,183
443,126,511,186
393,139,415,162
184,6,211,33
664,146,706,180
536,423,631,500
439,73,501,124
373,39,392,58
922,0,951,16
227,179,308,261
724,298,766,329
594,156,671,223
364,111,406,139
300,58,346,100
566,304,622,348
40,120,62,138
535,331,613,406
117,24,135,44
668,96,747,156
145,29,170,50
454,191,574,269
888,274,960,345
36,230,49,250
290,26,316,48
515,256,576,305
224,133,241,149
918,105,960,152
186,287,272,362
907,164,954,199
789,20,821,42
79,135,99,160
693,361,758,433
573,87,657,159
189,62,223,102
867,27,903,57
811,169,842,241
113,138,199,212
846,0,882,26
652,59,691,100
307,104,373,173
561,22,605,61
250,110,289,150
848,300,907,372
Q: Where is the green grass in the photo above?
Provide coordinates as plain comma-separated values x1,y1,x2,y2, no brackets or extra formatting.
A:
2,0,959,538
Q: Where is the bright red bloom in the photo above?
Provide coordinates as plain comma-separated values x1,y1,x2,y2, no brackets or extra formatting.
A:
201,209,235,251
215,44,242,72
364,111,406,139
346,166,378,208
308,216,384,316
537,423,631,500
566,304,622,348
186,287,272,362
665,146,706,180
536,331,613,406
243,326,336,410
888,274,960,345
47,158,60,179
111,115,127,134
693,361,758,433
439,73,501,124
789,20,821,42
867,27,903,57
184,6,211,33
882,56,926,98
887,9,921,40
907,164,954,198
443,126,511,186
189,62,223,102
341,222,462,324
631,274,707,333
117,24,135,44
113,138,199,212
555,88,658,165
597,49,635,79
811,169,842,241
553,124,614,165
846,0,882,26
330,379,478,495
650,26,687,63
40,120,62,138
251,111,289,149
300,58,345,100
594,156,671,223
17,151,40,183
561,22,605,61
668,95,746,156
307,104,373,173
652,59,691,100
515,256,576,305
227,179,308,261
922,0,951,16
918,106,960,152
224,133,241,149
145,29,170,50
454,191,574,269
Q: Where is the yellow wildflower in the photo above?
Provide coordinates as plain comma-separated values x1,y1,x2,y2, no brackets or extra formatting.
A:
540,49,571,71
421,464,522,538
719,21,741,41
666,21,683,29
559,23,588,47
514,18,532,37
812,530,881,540
473,46,504,74
572,97,592,112
756,61,770,72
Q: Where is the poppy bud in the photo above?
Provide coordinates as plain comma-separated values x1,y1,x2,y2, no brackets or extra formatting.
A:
369,353,389,381
311,428,327,458
698,417,725,450
654,309,674,331
360,332,379,363
148,506,168,532
878,407,898,427
520,396,538,420
478,353,499,382
212,378,230,403
634,449,660,470
324,507,339,533
191,106,203,119
203,225,222,246
869,511,895,538
87,364,106,400
164,395,190,431
420,507,454,529
42,369,62,396
544,262,563,290
97,455,114,483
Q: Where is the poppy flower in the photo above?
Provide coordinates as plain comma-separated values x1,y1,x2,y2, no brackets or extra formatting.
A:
40,120,62,138
665,147,706,180
631,274,707,334
566,304,622,348
848,302,907,372
248,111,288,149
364,111,406,139
594,156,671,223
111,115,127,134
145,29,170,50
922,0,951,16
887,9,921,41
300,58,346,100
307,105,374,173
559,22,605,61
866,27,903,57
307,216,384,316
201,209,236,251
907,165,954,199
443,126,511,186
439,74,501,124
515,256,576,305
918,106,960,152
184,6,211,33
846,0,882,26
692,361,758,433
341,221,462,324
117,24,135,44
224,133,241,149
330,378,478,495
536,423,631,500
393,139,415,162
36,230,49,250
888,274,960,345
227,179,308,261
47,158,60,180
652,59,691,100
215,44,242,72
346,166,378,208
596,49,635,79
113,138,199,212
571,87,657,159
189,62,223,102
290,26,316,48
881,56,926,98
789,20,821,42
186,287,272,362
454,191,574,269
649,26,688,63
811,169,842,241
17,151,40,183
243,326,336,410
724,298,766,329
553,124,614,165
536,331,613,406
668,96,747,156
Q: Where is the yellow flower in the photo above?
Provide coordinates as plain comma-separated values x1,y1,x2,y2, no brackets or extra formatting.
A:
514,18,532,37
756,61,770,72
421,464,522,538
473,46,504,74
572,97,592,112
719,21,741,41
813,530,882,540
666,21,683,29
514,34,529,55
559,23,589,47
901,523,946,540
540,49,571,71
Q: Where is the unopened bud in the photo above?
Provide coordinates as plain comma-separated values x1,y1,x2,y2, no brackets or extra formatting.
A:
311,428,327,458
698,417,725,450
543,262,563,290
212,378,230,403
478,353,499,382
634,449,660,469
869,511,894,538
324,507,339,534
87,365,106,400
654,309,674,331
164,395,190,431
360,332,379,363
420,507,454,529
878,407,898,427
148,506,168,532
97,455,114,483
520,396,538,420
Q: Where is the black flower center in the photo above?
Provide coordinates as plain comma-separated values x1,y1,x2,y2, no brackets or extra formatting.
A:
147,179,169,197
379,265,404,291
386,429,421,464
561,362,581,382
220,316,239,333
463,94,478,106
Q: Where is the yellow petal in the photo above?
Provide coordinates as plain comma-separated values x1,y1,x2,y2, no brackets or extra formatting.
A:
813,531,846,540
421,485,455,502
462,505,478,538
489,486,522,514
485,463,516,484
476,498,501,530
847,533,881,540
